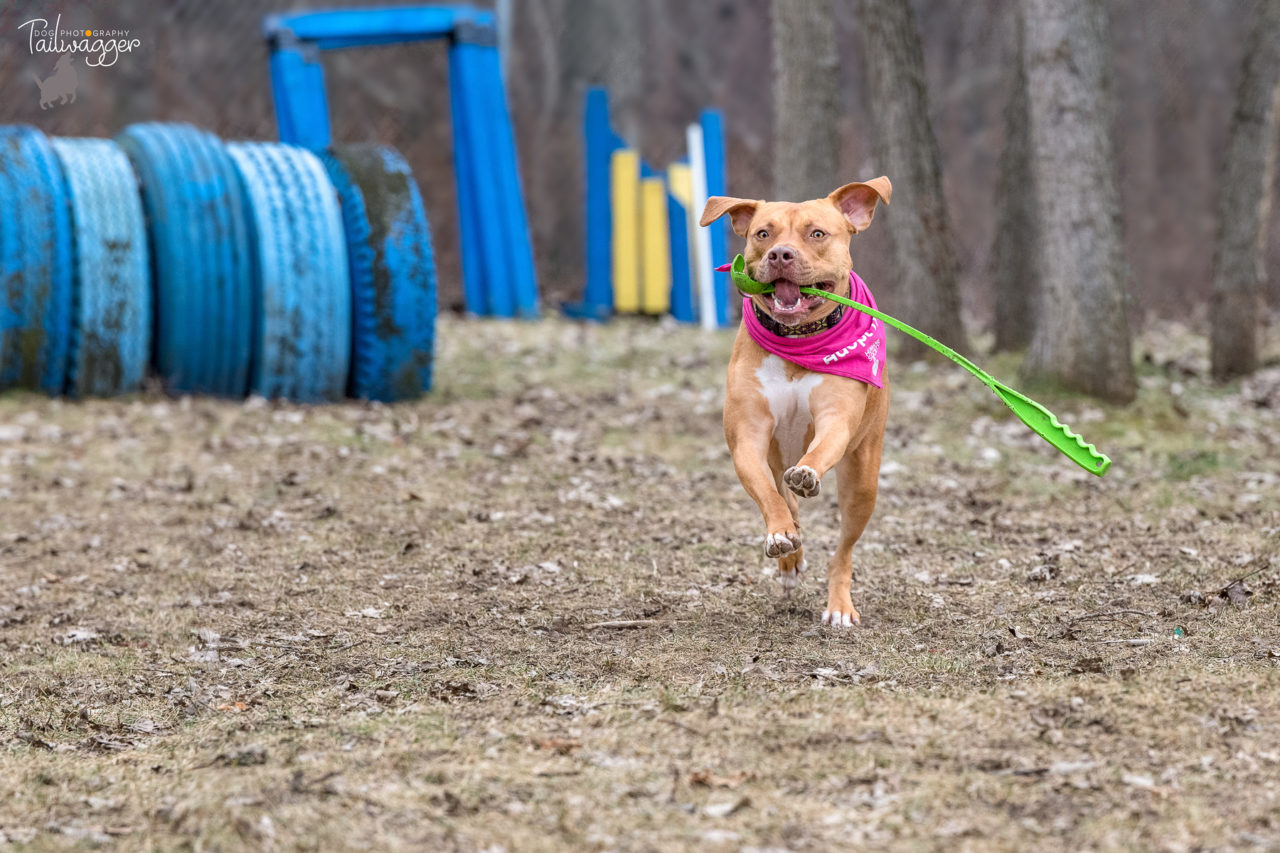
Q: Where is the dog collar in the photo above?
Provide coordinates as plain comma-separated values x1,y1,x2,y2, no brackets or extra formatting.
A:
750,300,845,337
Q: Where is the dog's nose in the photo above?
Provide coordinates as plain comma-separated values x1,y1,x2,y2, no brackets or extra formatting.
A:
767,245,798,264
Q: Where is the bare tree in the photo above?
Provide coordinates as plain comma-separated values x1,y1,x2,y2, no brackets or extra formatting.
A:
1020,0,1135,403
990,9,1038,353
772,0,838,201
1211,0,1280,381
856,0,970,358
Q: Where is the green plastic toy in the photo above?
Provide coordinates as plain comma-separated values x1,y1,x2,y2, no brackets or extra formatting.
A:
730,255,1112,476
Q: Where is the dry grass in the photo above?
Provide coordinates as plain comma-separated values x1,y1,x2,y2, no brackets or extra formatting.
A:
1,315,1278,852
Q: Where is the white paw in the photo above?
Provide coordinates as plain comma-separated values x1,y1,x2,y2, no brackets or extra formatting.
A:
822,610,860,629
783,465,820,498
764,531,801,558
780,557,807,591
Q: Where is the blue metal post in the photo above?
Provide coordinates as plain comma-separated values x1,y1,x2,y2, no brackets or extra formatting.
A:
700,109,730,327
563,87,621,321
447,45,486,315
668,187,695,324
476,40,538,317
450,40,511,316
268,36,332,149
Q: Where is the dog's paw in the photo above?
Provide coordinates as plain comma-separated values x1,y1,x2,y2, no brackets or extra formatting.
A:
822,595,861,629
784,465,820,498
764,529,801,558
778,554,807,591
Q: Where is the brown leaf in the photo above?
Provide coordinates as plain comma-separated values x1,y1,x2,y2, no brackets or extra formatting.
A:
690,769,755,789
533,737,581,755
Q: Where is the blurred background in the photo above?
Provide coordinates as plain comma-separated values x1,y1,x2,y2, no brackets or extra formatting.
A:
1,0,1273,389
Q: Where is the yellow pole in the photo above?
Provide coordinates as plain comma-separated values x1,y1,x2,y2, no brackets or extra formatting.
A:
610,149,641,313
640,176,671,314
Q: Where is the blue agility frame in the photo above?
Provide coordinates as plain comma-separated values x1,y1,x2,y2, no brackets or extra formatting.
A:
263,5,538,318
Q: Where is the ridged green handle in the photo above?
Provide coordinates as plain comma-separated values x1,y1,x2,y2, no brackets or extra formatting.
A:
730,255,1111,476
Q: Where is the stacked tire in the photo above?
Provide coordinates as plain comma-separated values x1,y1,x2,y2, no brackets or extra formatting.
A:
118,123,253,397
0,123,438,402
321,145,437,401
0,127,72,394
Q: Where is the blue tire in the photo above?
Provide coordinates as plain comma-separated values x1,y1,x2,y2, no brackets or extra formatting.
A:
51,137,151,397
321,145,437,401
227,142,350,402
0,126,73,394
117,123,253,396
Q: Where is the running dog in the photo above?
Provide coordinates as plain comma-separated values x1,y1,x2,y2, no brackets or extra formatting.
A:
701,178,892,627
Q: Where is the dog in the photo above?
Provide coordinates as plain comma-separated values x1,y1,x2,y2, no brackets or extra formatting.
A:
34,55,77,110
700,177,892,627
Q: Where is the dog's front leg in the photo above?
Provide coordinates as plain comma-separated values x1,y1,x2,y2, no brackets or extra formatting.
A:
782,389,867,498
727,421,803,574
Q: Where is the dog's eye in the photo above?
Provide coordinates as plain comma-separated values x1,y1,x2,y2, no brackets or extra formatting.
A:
755,229,769,240
811,229,826,239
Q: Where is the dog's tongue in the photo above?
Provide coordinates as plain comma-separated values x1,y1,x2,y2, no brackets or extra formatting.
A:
773,279,802,306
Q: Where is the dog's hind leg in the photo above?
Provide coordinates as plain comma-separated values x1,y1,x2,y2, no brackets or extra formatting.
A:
824,432,883,628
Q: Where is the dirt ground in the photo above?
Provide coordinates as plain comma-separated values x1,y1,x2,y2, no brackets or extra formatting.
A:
1,315,1278,852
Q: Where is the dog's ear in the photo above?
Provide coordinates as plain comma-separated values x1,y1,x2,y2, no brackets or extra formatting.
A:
828,177,892,233
700,197,761,237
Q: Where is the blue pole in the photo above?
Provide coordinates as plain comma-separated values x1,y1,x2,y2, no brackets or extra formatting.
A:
447,43,487,314
268,39,332,148
477,42,539,317
564,87,618,321
668,188,695,324
700,109,730,328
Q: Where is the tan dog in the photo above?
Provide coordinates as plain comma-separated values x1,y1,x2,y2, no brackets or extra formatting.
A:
700,178,892,627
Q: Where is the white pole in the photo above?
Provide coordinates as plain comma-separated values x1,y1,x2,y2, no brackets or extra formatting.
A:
497,0,512,86
687,123,718,330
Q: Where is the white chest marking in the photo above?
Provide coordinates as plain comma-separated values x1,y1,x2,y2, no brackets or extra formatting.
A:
755,355,823,466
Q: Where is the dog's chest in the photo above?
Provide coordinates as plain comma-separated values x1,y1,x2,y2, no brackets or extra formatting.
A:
754,355,823,465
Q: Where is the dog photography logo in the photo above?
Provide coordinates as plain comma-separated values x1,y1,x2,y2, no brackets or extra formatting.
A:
19,12,143,109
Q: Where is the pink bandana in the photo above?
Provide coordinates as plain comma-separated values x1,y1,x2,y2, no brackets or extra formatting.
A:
723,268,886,388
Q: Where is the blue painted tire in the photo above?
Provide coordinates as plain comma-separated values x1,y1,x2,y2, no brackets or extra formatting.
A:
321,145,437,401
117,123,253,396
0,126,73,394
227,142,350,402
51,137,151,397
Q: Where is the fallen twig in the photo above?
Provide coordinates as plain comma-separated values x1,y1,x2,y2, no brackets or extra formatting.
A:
1069,609,1153,625
586,619,658,629
1096,638,1153,646
1217,565,1267,597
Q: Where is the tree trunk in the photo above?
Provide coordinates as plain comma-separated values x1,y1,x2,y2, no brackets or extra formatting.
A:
1020,0,1136,403
772,0,839,202
856,0,970,358
1211,0,1280,382
990,9,1038,353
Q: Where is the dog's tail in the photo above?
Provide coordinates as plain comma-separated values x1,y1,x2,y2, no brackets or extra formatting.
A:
32,73,44,88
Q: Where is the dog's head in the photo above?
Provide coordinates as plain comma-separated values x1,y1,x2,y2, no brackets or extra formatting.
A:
700,178,891,328
54,54,74,71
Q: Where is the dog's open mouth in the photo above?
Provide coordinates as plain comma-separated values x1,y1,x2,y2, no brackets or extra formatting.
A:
768,278,835,319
